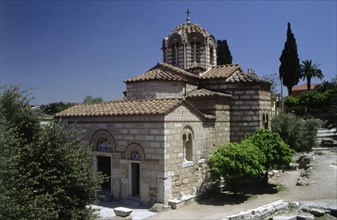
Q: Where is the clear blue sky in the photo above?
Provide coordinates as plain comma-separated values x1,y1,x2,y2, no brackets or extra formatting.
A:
1,0,336,104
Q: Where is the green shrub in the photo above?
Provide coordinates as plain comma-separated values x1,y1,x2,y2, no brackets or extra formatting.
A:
207,142,264,194
271,112,321,152
243,129,293,184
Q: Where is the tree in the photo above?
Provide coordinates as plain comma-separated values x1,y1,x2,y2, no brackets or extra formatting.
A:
298,90,328,111
216,39,233,65
261,73,280,101
42,102,76,115
300,60,324,91
317,80,337,92
207,142,264,194
326,89,337,130
243,129,293,184
279,22,301,96
271,112,321,152
83,95,104,104
0,86,103,219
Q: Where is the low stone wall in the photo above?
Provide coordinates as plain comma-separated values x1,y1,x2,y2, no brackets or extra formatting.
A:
223,200,288,220
223,200,337,220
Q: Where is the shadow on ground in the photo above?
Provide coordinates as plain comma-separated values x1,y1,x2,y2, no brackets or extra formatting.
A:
196,183,280,206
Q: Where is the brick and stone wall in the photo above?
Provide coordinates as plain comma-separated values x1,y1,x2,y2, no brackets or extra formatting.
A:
65,115,166,205
163,104,230,200
202,80,271,142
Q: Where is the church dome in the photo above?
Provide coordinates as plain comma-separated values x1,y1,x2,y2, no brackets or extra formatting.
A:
162,11,217,73
169,23,210,38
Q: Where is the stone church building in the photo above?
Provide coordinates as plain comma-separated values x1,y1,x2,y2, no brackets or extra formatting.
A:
57,15,271,206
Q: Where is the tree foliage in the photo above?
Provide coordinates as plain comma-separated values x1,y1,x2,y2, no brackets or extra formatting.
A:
42,102,76,115
207,142,264,193
279,22,301,96
300,60,324,91
0,86,103,219
298,90,328,109
83,96,104,104
271,112,321,152
243,129,293,184
208,129,293,192
261,73,280,97
326,89,337,130
216,39,233,65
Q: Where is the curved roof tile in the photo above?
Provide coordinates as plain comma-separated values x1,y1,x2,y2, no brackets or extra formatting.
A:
125,63,199,83
186,88,231,98
56,99,183,117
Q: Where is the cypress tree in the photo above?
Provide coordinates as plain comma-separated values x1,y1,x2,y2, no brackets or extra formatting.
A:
217,39,233,65
279,22,301,96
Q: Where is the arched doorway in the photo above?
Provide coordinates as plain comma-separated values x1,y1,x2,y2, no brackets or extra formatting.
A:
90,130,115,196
125,144,144,198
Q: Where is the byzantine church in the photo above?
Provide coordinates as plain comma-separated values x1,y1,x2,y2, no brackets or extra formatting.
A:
57,12,271,206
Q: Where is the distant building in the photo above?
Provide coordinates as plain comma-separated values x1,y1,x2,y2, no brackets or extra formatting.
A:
57,13,271,206
291,84,320,97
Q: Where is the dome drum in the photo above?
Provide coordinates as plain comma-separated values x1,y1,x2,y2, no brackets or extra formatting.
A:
163,22,217,72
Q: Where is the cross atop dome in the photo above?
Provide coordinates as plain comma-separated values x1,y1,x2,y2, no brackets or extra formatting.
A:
186,9,191,23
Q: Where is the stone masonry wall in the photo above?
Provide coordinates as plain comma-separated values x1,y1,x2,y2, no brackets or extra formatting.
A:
163,104,230,200
65,115,166,205
203,80,271,142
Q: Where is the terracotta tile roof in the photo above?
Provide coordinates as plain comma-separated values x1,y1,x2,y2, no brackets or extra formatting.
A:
292,84,319,91
56,99,183,117
201,64,242,79
226,71,262,83
125,63,199,83
186,88,231,98
201,64,269,83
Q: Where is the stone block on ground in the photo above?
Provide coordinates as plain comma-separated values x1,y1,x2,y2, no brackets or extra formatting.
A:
272,215,297,220
297,214,315,220
309,208,326,217
113,207,133,217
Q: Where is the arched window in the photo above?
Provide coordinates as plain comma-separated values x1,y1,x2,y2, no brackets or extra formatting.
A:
210,45,214,65
97,138,112,152
90,129,115,153
191,42,195,63
172,42,179,66
130,150,141,161
196,42,200,63
263,113,269,129
191,41,201,64
182,127,193,161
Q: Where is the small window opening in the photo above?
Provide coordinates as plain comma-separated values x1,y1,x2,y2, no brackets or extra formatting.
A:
97,138,112,152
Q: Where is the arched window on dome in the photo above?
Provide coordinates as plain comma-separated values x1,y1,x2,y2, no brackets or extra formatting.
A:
172,42,179,66
191,41,200,64
196,42,200,63
210,45,214,65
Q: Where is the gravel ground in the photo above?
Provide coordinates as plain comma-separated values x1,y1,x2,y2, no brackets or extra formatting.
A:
146,149,337,220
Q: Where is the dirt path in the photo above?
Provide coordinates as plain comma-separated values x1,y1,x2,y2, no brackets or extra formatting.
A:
147,149,337,220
